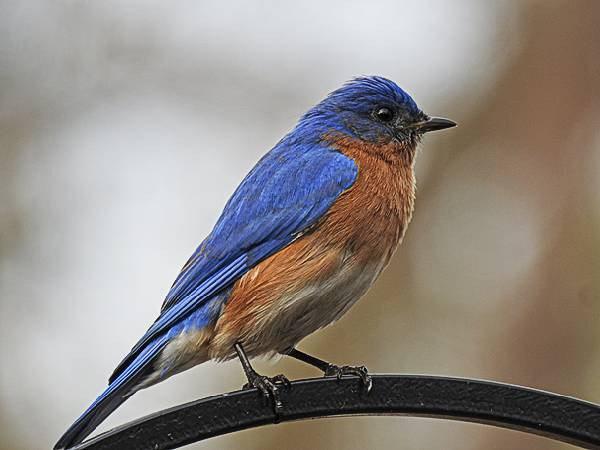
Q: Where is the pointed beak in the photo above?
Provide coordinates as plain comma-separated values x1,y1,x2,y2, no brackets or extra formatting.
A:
415,117,456,133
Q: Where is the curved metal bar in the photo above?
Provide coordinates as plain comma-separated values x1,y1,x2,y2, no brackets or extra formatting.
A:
72,375,600,450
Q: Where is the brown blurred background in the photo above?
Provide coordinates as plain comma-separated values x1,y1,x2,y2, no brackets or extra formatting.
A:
1,1,599,449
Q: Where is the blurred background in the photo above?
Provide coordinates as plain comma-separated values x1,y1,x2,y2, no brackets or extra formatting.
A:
1,1,599,449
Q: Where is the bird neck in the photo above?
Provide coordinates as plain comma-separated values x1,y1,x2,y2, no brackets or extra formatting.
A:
324,133,418,167
325,134,417,253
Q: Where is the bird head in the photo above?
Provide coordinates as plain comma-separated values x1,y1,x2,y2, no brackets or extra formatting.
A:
299,76,455,146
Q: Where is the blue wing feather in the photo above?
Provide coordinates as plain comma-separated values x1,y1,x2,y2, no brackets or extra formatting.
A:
109,142,357,383
54,332,170,449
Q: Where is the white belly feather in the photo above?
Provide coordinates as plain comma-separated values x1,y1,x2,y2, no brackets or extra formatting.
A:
252,255,388,354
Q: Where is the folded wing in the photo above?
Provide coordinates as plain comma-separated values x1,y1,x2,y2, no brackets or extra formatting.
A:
109,143,358,383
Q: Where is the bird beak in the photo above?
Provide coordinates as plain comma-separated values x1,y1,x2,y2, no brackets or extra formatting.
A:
414,117,456,133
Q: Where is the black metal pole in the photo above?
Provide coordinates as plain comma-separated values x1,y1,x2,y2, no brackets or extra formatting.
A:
71,375,600,450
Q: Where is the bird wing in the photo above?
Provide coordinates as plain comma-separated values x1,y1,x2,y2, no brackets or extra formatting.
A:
109,142,358,383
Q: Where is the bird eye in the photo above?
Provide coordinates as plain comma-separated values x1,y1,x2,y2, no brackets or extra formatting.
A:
375,107,394,122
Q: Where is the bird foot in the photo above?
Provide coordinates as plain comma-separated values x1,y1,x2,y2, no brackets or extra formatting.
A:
324,364,372,393
243,372,291,411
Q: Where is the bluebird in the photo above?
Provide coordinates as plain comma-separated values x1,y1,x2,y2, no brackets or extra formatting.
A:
55,76,455,449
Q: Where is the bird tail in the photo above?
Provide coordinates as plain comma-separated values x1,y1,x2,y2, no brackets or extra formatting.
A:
54,334,169,449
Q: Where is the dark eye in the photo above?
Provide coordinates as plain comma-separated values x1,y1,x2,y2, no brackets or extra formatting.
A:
375,107,394,122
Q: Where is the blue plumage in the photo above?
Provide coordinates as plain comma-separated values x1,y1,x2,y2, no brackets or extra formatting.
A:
54,333,170,450
55,76,454,450
298,76,423,143
109,143,357,383
56,135,357,448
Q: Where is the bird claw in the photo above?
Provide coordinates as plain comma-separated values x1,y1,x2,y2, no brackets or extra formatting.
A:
243,372,291,411
324,364,372,393
270,374,292,389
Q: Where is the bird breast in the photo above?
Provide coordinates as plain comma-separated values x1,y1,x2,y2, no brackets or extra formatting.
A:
209,138,416,360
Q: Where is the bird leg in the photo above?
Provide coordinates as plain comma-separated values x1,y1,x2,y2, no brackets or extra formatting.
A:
234,342,290,411
285,348,372,392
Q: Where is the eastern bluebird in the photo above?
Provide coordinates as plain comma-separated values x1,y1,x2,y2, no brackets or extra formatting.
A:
55,76,455,449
